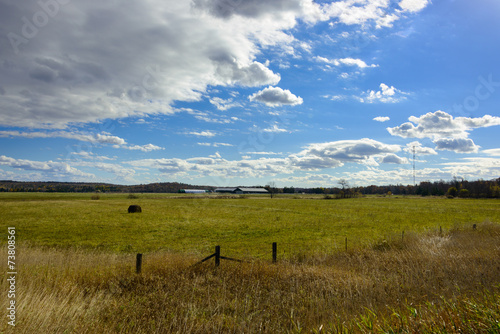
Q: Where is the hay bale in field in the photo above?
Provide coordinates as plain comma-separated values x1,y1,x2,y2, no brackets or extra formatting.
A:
128,205,142,213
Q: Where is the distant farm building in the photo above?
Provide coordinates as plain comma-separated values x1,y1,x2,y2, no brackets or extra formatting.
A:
214,187,268,194
179,189,211,194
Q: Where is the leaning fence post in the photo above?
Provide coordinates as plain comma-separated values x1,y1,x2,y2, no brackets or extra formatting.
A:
272,242,277,263
215,246,220,267
136,253,142,274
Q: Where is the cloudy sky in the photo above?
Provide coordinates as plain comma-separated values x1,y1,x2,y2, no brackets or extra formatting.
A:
1,0,499,187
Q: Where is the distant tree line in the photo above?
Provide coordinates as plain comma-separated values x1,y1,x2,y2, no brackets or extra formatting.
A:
267,178,500,199
0,181,214,194
1,178,499,198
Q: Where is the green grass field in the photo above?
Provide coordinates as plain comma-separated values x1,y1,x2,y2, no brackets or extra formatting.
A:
1,193,500,333
1,193,498,258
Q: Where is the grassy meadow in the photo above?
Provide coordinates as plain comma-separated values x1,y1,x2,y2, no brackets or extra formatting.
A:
0,192,498,257
1,193,500,333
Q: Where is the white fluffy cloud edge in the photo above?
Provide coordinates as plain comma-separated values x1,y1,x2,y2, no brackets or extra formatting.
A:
388,111,500,153
2,0,431,129
0,137,408,184
1,110,499,185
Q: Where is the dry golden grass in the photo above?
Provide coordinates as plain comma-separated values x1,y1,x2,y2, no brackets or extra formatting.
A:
1,222,500,333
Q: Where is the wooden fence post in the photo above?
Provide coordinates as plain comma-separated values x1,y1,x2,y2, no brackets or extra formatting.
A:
215,246,220,267
136,253,142,274
272,242,277,263
345,237,347,252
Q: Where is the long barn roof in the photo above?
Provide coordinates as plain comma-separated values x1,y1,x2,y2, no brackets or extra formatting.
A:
215,187,268,193
239,187,268,193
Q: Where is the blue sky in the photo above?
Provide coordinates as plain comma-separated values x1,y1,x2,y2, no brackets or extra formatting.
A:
0,0,499,187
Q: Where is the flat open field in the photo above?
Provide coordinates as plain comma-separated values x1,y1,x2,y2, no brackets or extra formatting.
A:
1,193,500,333
1,193,499,258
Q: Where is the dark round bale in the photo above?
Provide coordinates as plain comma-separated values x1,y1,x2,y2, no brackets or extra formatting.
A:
128,205,142,213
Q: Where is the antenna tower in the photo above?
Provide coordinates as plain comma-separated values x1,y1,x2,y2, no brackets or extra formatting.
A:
412,146,416,186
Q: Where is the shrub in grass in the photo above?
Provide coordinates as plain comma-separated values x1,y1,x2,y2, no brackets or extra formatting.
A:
446,187,458,197
458,188,470,198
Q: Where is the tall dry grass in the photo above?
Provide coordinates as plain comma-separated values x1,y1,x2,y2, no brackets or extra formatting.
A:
1,222,500,333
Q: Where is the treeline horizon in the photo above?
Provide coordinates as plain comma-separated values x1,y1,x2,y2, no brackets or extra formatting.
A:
1,178,499,198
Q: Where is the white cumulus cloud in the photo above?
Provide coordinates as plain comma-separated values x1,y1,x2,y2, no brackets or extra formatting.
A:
0,0,432,129
315,56,378,69
0,155,93,179
124,144,164,152
361,83,408,103
249,86,303,107
380,154,409,164
185,130,217,138
483,148,500,156
0,130,164,151
290,138,401,170
434,138,479,154
404,141,438,155
209,97,242,111
399,0,430,13
0,0,290,128
388,111,500,140
373,116,390,122
388,111,500,154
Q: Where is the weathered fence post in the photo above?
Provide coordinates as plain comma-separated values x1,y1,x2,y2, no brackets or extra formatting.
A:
136,253,142,274
345,237,348,252
272,242,277,263
215,246,220,267
402,231,404,243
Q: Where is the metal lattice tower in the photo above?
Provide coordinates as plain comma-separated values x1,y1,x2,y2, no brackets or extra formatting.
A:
412,146,416,186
